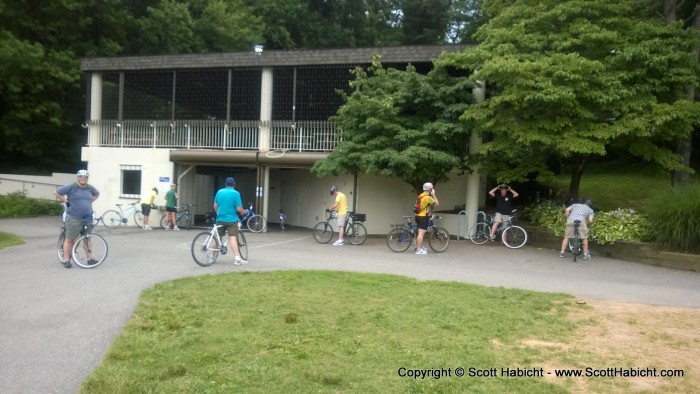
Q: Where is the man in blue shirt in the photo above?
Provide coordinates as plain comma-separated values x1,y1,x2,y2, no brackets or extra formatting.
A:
213,177,248,265
560,198,595,260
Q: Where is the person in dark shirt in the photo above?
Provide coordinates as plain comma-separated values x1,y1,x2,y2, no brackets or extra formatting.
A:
488,183,519,240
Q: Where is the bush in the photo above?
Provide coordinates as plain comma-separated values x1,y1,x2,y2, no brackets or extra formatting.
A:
0,191,63,218
526,200,650,245
646,184,700,253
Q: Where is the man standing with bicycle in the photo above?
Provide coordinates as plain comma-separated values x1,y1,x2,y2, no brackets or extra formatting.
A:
560,198,595,260
488,183,519,241
213,177,248,265
54,169,100,268
328,185,348,246
415,182,439,255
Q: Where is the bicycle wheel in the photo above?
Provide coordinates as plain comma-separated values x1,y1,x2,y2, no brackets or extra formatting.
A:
428,227,450,253
568,237,582,256
72,234,108,268
469,222,490,245
57,227,66,262
502,226,528,249
133,211,145,228
237,231,248,261
386,227,413,252
313,222,333,244
159,214,169,229
102,210,122,229
346,223,368,245
191,231,219,267
247,215,266,233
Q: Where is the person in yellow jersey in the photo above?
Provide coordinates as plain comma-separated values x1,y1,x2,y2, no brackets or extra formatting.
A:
328,185,348,246
415,182,439,254
140,187,158,230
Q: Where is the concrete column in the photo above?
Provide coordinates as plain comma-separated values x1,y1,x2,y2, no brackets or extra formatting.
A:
466,82,485,235
89,72,102,146
262,165,270,231
259,67,273,151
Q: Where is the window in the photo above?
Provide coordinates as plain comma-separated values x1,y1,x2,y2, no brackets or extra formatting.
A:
120,165,142,198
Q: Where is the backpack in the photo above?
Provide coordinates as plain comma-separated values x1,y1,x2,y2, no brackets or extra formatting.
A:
413,194,426,214
65,182,97,207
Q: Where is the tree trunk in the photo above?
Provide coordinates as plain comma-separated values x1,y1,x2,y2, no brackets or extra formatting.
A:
568,154,587,204
669,0,698,186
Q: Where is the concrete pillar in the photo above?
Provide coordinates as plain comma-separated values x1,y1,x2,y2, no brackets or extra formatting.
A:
466,82,485,235
89,72,102,146
259,67,273,151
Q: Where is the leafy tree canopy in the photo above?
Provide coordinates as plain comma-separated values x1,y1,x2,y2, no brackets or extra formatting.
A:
312,56,474,193
439,0,700,198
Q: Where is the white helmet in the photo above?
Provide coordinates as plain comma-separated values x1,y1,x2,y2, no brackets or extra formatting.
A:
76,169,89,177
422,182,433,191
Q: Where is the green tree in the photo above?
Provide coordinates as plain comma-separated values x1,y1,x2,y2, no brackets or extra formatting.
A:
312,56,473,193
439,0,700,200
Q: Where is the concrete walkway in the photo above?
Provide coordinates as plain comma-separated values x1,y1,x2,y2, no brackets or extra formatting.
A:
1,216,699,393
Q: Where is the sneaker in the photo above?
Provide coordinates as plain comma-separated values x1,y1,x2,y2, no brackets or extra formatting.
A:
332,240,344,246
415,248,428,255
144,225,151,230
87,258,98,266
234,257,248,265
164,227,171,231
173,226,180,231
559,251,565,258
489,235,496,241
583,252,591,260
62,260,72,268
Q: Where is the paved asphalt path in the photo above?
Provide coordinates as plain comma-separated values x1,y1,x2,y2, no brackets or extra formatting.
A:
1,216,699,393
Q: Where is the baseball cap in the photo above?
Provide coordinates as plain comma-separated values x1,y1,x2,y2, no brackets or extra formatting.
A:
225,177,235,185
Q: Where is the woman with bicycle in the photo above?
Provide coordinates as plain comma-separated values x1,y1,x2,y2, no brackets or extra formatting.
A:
164,184,179,230
559,198,594,260
415,182,439,255
54,170,100,268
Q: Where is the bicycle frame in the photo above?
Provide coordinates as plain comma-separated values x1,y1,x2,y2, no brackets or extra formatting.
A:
191,223,248,266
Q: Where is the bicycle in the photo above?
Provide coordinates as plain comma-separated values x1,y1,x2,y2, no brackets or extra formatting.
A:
57,216,109,268
239,202,267,232
160,203,193,230
386,214,450,253
101,202,144,229
312,209,368,245
191,223,248,267
568,220,583,262
469,209,528,249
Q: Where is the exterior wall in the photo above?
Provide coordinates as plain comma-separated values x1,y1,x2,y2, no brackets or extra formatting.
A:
81,146,174,219
0,173,75,200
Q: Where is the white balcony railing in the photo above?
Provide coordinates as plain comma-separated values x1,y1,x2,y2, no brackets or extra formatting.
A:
87,120,342,152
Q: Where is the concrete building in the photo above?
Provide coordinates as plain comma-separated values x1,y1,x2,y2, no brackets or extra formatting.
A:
78,45,484,235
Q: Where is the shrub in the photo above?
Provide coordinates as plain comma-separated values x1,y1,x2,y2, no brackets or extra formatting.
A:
526,200,650,245
0,191,63,218
646,184,700,253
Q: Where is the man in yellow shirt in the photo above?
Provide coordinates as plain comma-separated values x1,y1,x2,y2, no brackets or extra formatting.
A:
415,182,439,254
328,185,348,246
140,187,158,230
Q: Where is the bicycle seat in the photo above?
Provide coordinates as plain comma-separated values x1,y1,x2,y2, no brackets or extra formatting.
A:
573,220,581,224
402,215,413,219
116,203,124,206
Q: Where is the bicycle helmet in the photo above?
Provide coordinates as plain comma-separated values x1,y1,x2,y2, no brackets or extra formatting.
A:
498,183,509,189
422,182,433,191
76,169,89,177
330,185,338,195
580,198,592,207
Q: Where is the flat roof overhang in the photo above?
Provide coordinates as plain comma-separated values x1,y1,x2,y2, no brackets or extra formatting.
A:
169,149,329,167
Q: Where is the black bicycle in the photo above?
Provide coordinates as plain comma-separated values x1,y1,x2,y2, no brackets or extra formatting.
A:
312,210,368,245
160,203,193,230
568,220,583,262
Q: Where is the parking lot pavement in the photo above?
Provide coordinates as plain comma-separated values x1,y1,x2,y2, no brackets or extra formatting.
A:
1,216,699,393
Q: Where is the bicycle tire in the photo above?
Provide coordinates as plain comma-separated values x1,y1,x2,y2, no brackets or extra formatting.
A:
568,237,582,256
180,212,191,230
312,222,333,244
72,234,108,268
502,226,528,249
386,227,413,252
469,222,490,245
134,210,145,228
237,231,248,261
346,223,368,245
429,227,450,253
247,215,266,233
159,214,169,229
191,231,219,267
102,210,122,229
57,227,66,262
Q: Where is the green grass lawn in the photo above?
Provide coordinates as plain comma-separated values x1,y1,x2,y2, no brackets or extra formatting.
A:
547,161,682,211
0,231,24,249
83,271,598,393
